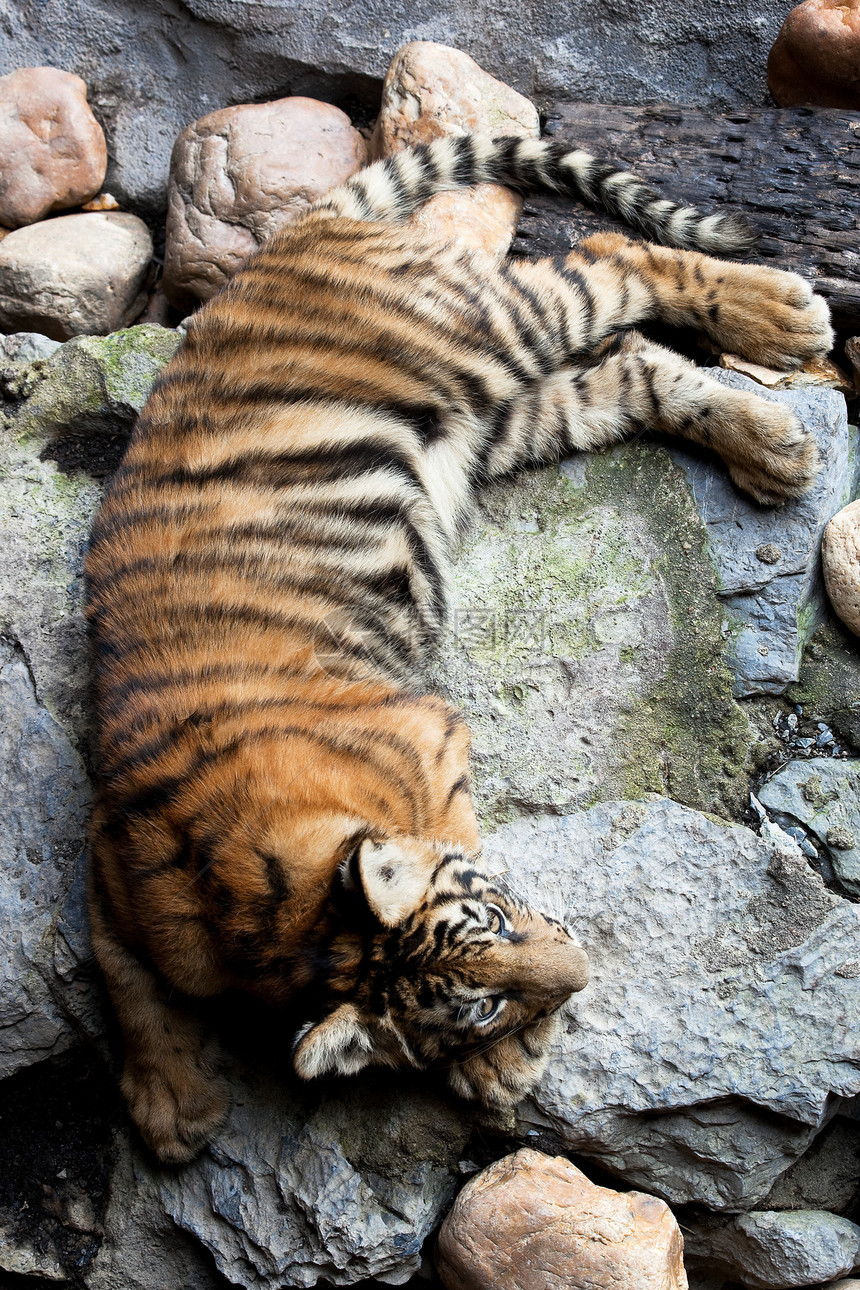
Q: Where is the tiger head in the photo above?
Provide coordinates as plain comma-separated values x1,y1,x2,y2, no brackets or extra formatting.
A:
292,834,589,1108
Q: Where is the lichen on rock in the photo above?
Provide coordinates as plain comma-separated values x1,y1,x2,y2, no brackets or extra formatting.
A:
429,438,752,826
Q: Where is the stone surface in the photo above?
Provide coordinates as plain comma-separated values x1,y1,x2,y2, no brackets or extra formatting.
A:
157,1063,471,1288
847,338,860,391
427,440,753,826
0,330,61,373
0,326,181,743
762,1117,860,1213
686,1210,860,1288
768,0,860,109
758,757,860,896
0,640,90,1080
83,1131,229,1290
0,67,106,228
0,211,153,339
493,800,860,1209
823,500,860,638
669,372,859,698
436,1148,688,1289
163,97,368,306
374,42,539,257
789,619,860,754
0,3,798,218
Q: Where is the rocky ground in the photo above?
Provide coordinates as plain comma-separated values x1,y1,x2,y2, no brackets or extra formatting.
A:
1,19,860,1290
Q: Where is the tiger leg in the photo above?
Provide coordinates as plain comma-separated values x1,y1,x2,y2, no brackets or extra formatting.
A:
89,850,229,1163
475,331,818,504
568,232,834,369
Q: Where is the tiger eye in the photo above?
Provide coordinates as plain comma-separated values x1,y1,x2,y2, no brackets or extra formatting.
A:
486,905,505,935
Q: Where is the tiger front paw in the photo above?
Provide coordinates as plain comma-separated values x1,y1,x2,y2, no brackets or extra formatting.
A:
705,265,834,371
122,1052,229,1164
720,396,821,505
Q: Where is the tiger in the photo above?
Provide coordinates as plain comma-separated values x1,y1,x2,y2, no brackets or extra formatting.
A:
84,131,833,1164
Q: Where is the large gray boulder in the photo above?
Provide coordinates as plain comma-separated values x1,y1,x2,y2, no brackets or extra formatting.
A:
492,800,860,1210
0,12,796,217
685,1209,860,1289
670,373,859,699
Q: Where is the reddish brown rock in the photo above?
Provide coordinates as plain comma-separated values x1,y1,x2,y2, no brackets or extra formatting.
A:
163,97,369,306
0,212,152,339
822,500,860,638
373,42,540,257
436,1149,688,1290
768,0,860,109
0,67,107,228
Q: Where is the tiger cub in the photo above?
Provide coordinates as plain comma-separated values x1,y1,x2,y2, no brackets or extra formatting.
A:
85,133,832,1163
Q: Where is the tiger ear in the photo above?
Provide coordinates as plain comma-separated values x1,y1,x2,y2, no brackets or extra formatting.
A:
352,836,435,927
292,1004,375,1079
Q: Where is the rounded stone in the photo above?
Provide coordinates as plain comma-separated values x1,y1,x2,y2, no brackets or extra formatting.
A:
822,500,860,638
162,97,369,306
436,1148,688,1289
0,211,153,339
373,41,540,258
0,67,107,228
768,0,860,109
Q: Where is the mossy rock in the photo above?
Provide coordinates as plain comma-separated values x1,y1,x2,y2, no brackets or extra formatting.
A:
429,440,753,825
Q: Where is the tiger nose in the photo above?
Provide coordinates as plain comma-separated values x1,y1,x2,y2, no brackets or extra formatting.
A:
547,937,590,1002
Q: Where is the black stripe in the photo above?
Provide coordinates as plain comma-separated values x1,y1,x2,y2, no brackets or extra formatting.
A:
112,720,425,828
112,439,426,498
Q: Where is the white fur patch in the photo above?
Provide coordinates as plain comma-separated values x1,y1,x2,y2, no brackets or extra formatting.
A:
293,1004,374,1079
358,837,433,926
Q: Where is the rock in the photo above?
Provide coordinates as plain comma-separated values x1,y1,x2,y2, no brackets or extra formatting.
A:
157,1063,471,1287
0,326,181,742
435,1148,688,1290
685,1210,860,1288
762,1116,860,1213
0,211,153,339
846,338,860,391
0,640,91,1080
83,1131,227,1290
669,372,859,698
0,67,106,228
0,330,61,374
373,42,539,256
137,284,175,328
758,757,860,896
493,800,860,1209
427,440,753,826
163,97,368,305
768,0,860,109
823,500,860,638
789,618,860,754
719,352,856,397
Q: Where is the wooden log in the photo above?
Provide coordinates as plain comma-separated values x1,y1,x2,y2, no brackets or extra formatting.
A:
511,104,860,338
